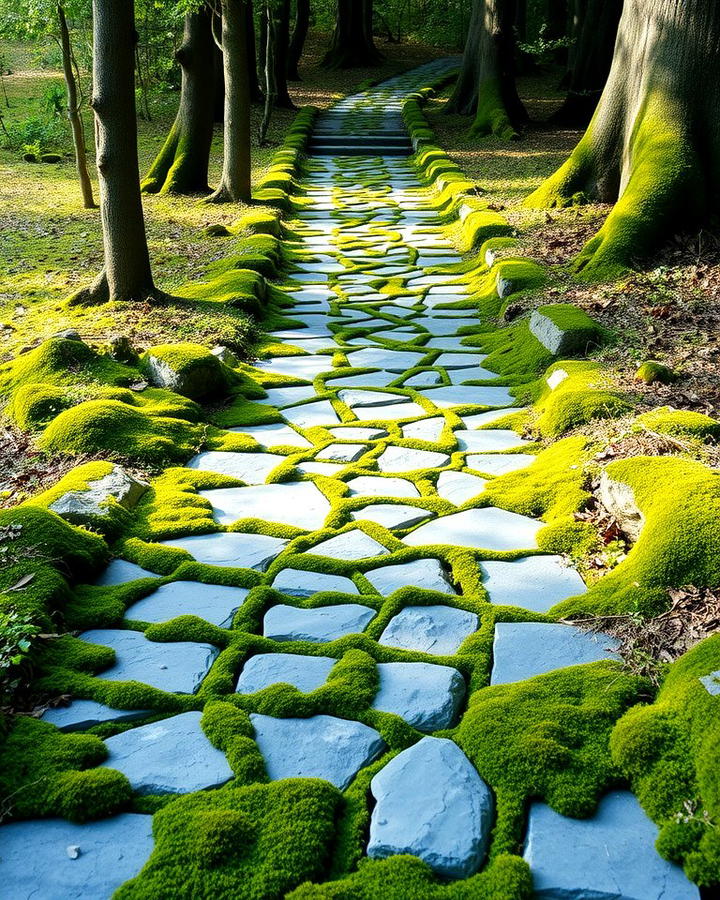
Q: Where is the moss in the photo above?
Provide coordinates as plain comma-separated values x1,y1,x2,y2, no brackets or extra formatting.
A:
140,343,233,402
534,361,632,437
207,234,284,279
533,303,608,355
610,635,720,887
635,360,677,385
175,269,266,316
478,321,555,378
470,78,519,142
10,382,72,430
634,406,720,439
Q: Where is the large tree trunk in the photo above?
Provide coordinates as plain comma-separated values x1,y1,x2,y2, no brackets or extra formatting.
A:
446,0,527,140
209,0,252,203
141,7,216,194
550,0,622,126
272,0,294,108
287,0,310,80
526,0,720,281
57,3,96,209
78,0,156,304
322,0,382,69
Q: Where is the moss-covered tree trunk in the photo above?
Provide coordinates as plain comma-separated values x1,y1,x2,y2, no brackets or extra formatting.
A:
322,0,382,69
550,0,622,126
141,7,216,194
526,0,720,281
446,0,527,140
287,0,310,80
78,0,156,304
209,0,252,203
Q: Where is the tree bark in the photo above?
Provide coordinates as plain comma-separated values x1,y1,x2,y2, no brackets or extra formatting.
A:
287,0,310,80
57,3,96,209
246,0,263,102
272,0,294,108
322,0,383,69
550,0,622,126
526,0,720,281
209,0,252,203
446,0,527,140
259,1,275,144
142,7,216,194
79,0,156,304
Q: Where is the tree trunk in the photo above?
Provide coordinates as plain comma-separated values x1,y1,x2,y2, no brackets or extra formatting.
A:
141,7,216,194
246,0,263,102
446,0,527,140
322,0,383,69
57,3,96,209
550,0,622,126
209,0,252,203
287,0,310,80
78,0,156,304
526,0,720,281
272,0,294,108
259,1,275,144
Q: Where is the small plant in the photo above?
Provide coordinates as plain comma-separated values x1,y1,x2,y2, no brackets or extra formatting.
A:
0,607,41,703
518,24,571,66
2,114,68,156
44,82,65,118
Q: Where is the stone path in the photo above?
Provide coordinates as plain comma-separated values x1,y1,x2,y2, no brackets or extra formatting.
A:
8,62,699,899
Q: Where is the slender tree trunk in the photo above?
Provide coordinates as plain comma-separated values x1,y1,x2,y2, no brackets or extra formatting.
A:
246,0,263,101
446,0,527,140
272,0,294,108
550,0,622,126
75,0,156,304
287,0,310,80
209,0,252,203
526,0,720,281
259,2,275,144
142,7,216,194
322,0,383,69
213,28,225,121
57,3,96,209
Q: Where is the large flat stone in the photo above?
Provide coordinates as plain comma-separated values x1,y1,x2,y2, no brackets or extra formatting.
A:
250,713,386,789
94,559,160,586
282,400,341,428
161,531,287,571
326,371,397,388
401,416,446,442
365,558,456,595
491,623,621,685
351,503,434,530
41,700,150,732
186,451,285,482
380,605,478,656
329,426,387,440
524,790,700,899
368,737,492,878
435,470,487,505
254,356,331,380
353,401,427,421
308,529,389,560
263,385,318,408
338,389,407,408
200,481,330,529
423,385,514,408
125,581,249,627
232,423,313,449
346,348,425,372
264,603,376,642
316,442,367,462
346,475,420,498
465,453,536,476
272,568,359,597
481,556,586,612
372,662,465,731
455,430,530,452
236,653,336,694
377,445,449,472
461,408,523,429
0,814,154,899
78,629,218,694
102,711,233,795
404,507,542,551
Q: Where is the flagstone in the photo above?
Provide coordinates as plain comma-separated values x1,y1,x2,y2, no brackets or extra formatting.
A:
94,558,160,586
234,423,313,449
404,507,542,551
160,531,287,571
186,450,285,482
379,605,478,655
307,529,390,560
345,475,420,498
365,558,455,595
377,445,450,472
465,453,536,476
282,399,342,428
264,603,377,642
125,581,249,627
200,481,331,529
351,503,434,530
236,653,337,694
481,555,587,612
435,470,488,505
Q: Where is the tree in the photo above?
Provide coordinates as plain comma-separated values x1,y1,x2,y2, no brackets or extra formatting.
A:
209,0,252,202
550,0,622,126
287,0,309,81
446,0,527,140
526,0,720,281
141,5,216,194
75,0,157,304
271,0,293,107
322,0,382,69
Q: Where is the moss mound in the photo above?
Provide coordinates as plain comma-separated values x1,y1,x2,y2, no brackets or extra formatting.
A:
140,343,233,402
635,406,720,439
535,361,632,437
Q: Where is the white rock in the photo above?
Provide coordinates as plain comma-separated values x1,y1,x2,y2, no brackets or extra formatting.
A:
372,662,465,731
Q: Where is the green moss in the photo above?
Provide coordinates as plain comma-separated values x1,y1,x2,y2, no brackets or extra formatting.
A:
635,360,677,385
534,362,632,437
10,382,72,430
140,343,233,402
207,234,284,279
175,269,266,316
635,407,720,439
470,78,519,142
533,303,608,355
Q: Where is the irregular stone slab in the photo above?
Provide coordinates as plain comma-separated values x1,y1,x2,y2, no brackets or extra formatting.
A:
346,348,425,372
0,814,154,899
372,662,465,730
423,385,514,408
326,370,397,388
125,581,249,627
200,481,331,529
700,671,720,695
316,442,367,462
250,713,385,790
455,430,530,452
405,507,542,551
368,737,492,878
295,461,345,476
50,465,148,527
78,629,218,694
346,475,420,498
481,556,586,613
377,446,449,472
447,366,500,386
161,531,287,571
308,529,389,560
254,355,330,380
272,568,359,597
435,470,487,505
434,352,488,369
329,426,387,440
402,416,446,442
186,450,284,483
236,653,336,694
491,623,621,685
403,370,443,387
351,503,434,530
414,317,477,336
597,469,645,541
354,401,427,421
282,399,341,429
528,304,604,357
365,558,456,595
380,605,478,655
338,389,407,408
424,336,473,351
524,790,699,900
233,422,312,449
264,603,376,642
465,453,536,476
102,711,233,795
461,408,523,428
263,385,317,407
41,700,150,732
94,558,160,586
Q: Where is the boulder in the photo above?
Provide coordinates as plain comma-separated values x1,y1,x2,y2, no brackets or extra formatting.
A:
597,469,645,541
529,304,605,357
141,343,230,401
372,662,466,731
50,465,148,527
